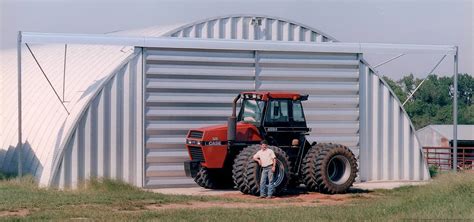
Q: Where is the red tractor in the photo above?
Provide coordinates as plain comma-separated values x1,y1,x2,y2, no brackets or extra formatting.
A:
184,92,357,195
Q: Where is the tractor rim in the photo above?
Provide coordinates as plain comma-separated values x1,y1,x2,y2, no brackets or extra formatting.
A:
272,159,286,187
259,159,286,187
327,155,351,185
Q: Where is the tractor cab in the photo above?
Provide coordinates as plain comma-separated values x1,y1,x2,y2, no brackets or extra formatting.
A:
236,92,310,150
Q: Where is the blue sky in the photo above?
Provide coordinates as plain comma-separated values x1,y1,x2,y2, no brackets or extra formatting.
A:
1,0,472,78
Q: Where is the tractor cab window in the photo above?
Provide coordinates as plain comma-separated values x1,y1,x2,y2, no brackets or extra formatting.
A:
239,99,266,125
292,101,305,122
265,100,289,124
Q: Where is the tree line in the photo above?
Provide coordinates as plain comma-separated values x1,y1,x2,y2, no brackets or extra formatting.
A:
382,73,474,129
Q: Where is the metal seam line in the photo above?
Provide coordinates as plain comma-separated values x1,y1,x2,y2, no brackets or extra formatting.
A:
25,43,70,115
402,54,447,106
17,31,23,177
373,53,405,68
62,44,67,102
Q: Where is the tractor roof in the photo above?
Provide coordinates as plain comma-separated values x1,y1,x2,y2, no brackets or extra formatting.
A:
241,91,308,101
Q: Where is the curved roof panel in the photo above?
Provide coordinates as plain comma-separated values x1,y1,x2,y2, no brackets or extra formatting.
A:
0,44,134,181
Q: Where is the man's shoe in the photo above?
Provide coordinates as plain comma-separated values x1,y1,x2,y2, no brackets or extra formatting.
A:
266,196,274,199
259,196,266,198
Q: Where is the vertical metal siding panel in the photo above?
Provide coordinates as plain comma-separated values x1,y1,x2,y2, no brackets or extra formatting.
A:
282,22,289,41
58,157,66,188
103,84,111,178
370,74,379,180
84,108,92,179
271,19,278,41
304,30,311,42
123,64,131,182
264,18,272,40
231,17,238,40
201,22,208,39
382,87,390,180
409,130,415,180
387,97,394,180
413,132,420,180
213,19,222,39
78,114,86,184
64,135,73,188
236,18,243,40
207,21,214,39
127,59,135,184
398,110,405,180
377,83,384,180
96,91,105,178
136,51,144,187
276,21,282,41
287,24,294,41
109,75,118,179
70,127,79,188
366,70,373,180
402,117,410,180
358,63,368,182
91,100,99,178
194,23,202,38
117,68,125,180
391,99,400,180
241,18,249,40
225,18,232,39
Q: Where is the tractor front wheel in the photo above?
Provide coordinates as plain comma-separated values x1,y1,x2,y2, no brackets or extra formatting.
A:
232,145,260,194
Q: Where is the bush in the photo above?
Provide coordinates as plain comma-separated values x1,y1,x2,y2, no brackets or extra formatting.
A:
429,165,439,177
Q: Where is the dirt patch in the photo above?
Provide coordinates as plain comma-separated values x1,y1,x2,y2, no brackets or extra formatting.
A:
0,209,30,217
145,191,372,210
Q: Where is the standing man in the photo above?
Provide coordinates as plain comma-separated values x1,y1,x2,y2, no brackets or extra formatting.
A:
253,140,277,198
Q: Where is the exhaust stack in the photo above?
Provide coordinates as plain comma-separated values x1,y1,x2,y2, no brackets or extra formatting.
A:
227,94,241,143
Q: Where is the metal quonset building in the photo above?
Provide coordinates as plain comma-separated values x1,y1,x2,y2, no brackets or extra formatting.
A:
0,14,434,189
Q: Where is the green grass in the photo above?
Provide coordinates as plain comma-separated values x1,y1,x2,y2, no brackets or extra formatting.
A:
0,173,473,221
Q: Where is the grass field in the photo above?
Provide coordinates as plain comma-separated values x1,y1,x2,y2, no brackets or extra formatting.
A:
0,172,473,221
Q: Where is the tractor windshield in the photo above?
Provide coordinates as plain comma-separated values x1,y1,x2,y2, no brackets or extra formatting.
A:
239,99,266,125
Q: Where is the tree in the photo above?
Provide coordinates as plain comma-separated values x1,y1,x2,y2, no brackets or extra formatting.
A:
382,73,474,129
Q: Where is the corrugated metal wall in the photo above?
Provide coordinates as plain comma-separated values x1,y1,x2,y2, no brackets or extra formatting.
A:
144,48,255,188
143,48,361,188
51,51,143,188
359,62,430,181
257,51,360,153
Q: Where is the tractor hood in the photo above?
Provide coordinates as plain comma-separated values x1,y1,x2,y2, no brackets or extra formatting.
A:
190,122,262,142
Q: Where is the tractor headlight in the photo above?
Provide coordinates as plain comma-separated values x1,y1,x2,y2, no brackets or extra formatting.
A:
186,139,202,145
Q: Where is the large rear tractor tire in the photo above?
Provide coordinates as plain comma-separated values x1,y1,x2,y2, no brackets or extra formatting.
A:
232,145,260,194
245,146,291,196
301,143,357,194
194,167,233,189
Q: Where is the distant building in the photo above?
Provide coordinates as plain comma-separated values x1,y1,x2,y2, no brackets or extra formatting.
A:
417,125,474,147
417,125,474,170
